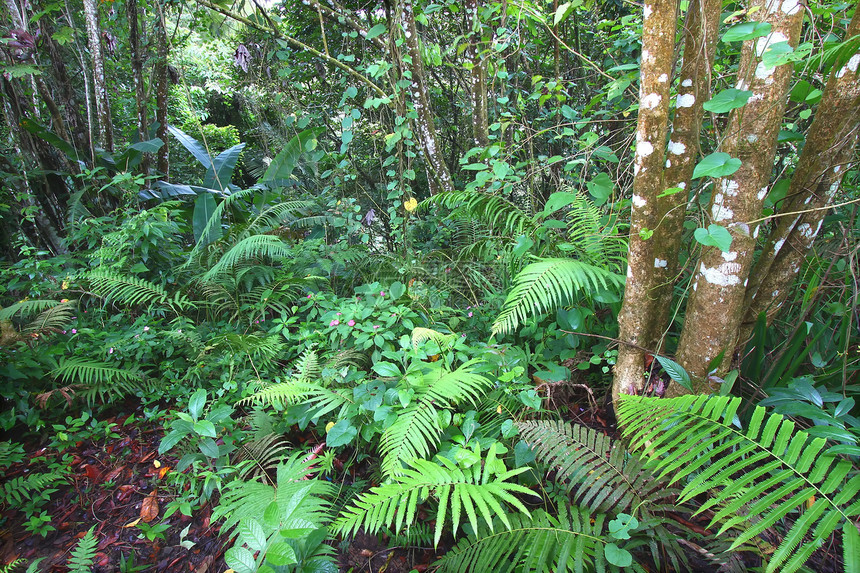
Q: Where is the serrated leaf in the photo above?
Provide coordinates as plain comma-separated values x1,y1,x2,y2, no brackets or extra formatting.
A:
703,89,753,113
692,152,742,179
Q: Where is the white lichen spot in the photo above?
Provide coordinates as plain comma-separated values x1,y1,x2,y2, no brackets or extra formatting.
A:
637,141,655,157
681,79,693,87
678,181,687,189
644,4,653,19
753,225,760,238
756,63,774,79
834,165,842,173
712,194,734,222
667,140,686,155
700,262,741,286
642,93,662,109
654,258,668,268
836,54,860,78
627,266,633,279
676,93,695,108
736,79,748,91
632,194,647,208
634,163,641,176
746,134,758,143
757,187,768,201
722,179,739,197
756,32,789,57
642,49,654,64
773,238,785,253
658,73,668,83
772,290,779,298
749,92,765,103
781,0,800,15
666,159,672,168
721,251,738,262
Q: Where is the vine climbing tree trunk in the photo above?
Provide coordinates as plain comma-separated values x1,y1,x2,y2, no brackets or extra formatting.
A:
740,8,860,343
82,0,113,152
612,0,677,404
672,0,804,394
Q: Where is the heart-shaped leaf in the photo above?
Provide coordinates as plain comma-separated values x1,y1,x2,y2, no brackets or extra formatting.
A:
703,89,753,113
722,21,772,42
692,152,742,179
694,224,733,253
586,172,614,206
326,420,357,447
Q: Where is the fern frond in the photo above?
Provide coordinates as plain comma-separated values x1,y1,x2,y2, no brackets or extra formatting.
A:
1,472,64,507
0,300,61,320
518,419,677,515
422,190,536,238
411,327,457,352
53,358,143,388
245,200,315,235
185,187,256,263
239,380,354,418
84,271,192,312
234,433,292,482
67,527,97,573
24,300,77,334
492,258,624,335
379,361,493,476
435,506,629,573
201,235,294,282
618,394,860,573
333,444,538,548
0,558,46,573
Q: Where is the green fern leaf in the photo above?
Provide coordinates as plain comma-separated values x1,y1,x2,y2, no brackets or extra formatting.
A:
422,191,536,238
0,299,62,320
67,527,97,573
618,394,859,573
333,444,538,548
492,258,624,335
202,235,294,282
84,271,192,311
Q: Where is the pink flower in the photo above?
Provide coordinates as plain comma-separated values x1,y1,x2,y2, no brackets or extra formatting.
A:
348,320,355,327
373,325,380,329
330,319,340,326
468,312,473,317
336,312,342,316
108,348,114,354
143,326,150,332
71,329,77,334
307,294,313,299
380,291,385,297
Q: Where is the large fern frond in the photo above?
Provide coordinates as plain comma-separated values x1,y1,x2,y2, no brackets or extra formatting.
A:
333,444,538,547
84,271,192,311
492,258,624,335
618,394,860,573
67,528,97,573
422,190,536,238
234,433,292,483
0,300,62,320
23,300,77,334
379,361,493,476
518,420,677,515
435,506,636,573
239,380,354,418
244,200,315,236
201,235,294,282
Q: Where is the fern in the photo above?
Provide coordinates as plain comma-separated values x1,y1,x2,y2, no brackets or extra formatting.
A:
0,299,62,320
84,270,192,311
492,257,624,335
234,433,292,482
23,300,77,334
518,419,677,515
67,527,97,573
0,558,46,573
1,472,64,508
240,379,354,418
435,506,638,573
422,190,537,238
52,358,148,406
201,235,295,282
379,360,492,476
618,394,860,573
333,444,538,548
411,327,457,352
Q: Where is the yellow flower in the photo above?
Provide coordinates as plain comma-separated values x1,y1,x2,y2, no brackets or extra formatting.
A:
404,197,418,212
62,280,69,290
325,421,336,433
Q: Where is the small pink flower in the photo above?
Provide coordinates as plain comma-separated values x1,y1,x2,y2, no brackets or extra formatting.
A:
62,330,67,335
307,294,313,299
108,348,114,354
468,312,473,317
71,329,77,334
348,320,356,327
143,326,150,332
330,319,340,326
373,325,380,329
336,312,342,316
380,291,385,297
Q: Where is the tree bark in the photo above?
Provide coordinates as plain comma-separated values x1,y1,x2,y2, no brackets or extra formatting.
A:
612,0,677,404
399,0,454,195
466,0,489,147
127,0,149,155
673,0,804,393
83,0,113,152
740,8,860,343
154,0,170,179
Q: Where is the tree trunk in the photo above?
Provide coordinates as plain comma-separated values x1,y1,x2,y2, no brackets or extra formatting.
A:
466,0,489,147
399,0,454,195
127,0,149,172
672,0,804,393
612,0,677,404
740,8,860,343
83,0,113,152
154,1,170,179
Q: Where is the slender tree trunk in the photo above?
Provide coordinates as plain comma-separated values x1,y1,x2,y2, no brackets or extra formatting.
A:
612,0,677,404
651,0,721,335
154,1,170,179
740,9,860,343
466,0,489,147
672,0,804,393
399,0,454,195
83,0,113,151
127,0,149,150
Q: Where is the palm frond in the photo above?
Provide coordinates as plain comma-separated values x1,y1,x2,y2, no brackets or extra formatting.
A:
618,394,860,573
492,258,624,335
332,444,538,548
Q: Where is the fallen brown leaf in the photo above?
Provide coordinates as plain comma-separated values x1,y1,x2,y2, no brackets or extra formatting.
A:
140,489,159,523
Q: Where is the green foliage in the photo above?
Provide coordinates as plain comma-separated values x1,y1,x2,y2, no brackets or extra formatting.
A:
0,471,64,509
83,271,193,312
333,444,537,548
618,394,860,573
52,357,149,406
492,258,624,335
67,527,98,573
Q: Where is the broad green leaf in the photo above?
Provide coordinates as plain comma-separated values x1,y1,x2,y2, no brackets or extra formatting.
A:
262,128,324,184
188,389,207,421
553,1,582,26
365,23,387,41
544,191,579,214
604,543,633,567
722,21,772,42
703,89,753,113
158,429,188,454
239,519,268,552
372,362,401,377
694,224,733,253
193,420,217,438
169,125,213,170
266,542,297,566
512,235,534,257
225,547,257,573
586,172,613,206
388,281,406,299
326,420,358,447
199,437,220,458
761,41,795,68
192,193,221,247
203,143,245,192
655,356,693,391
692,152,742,179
